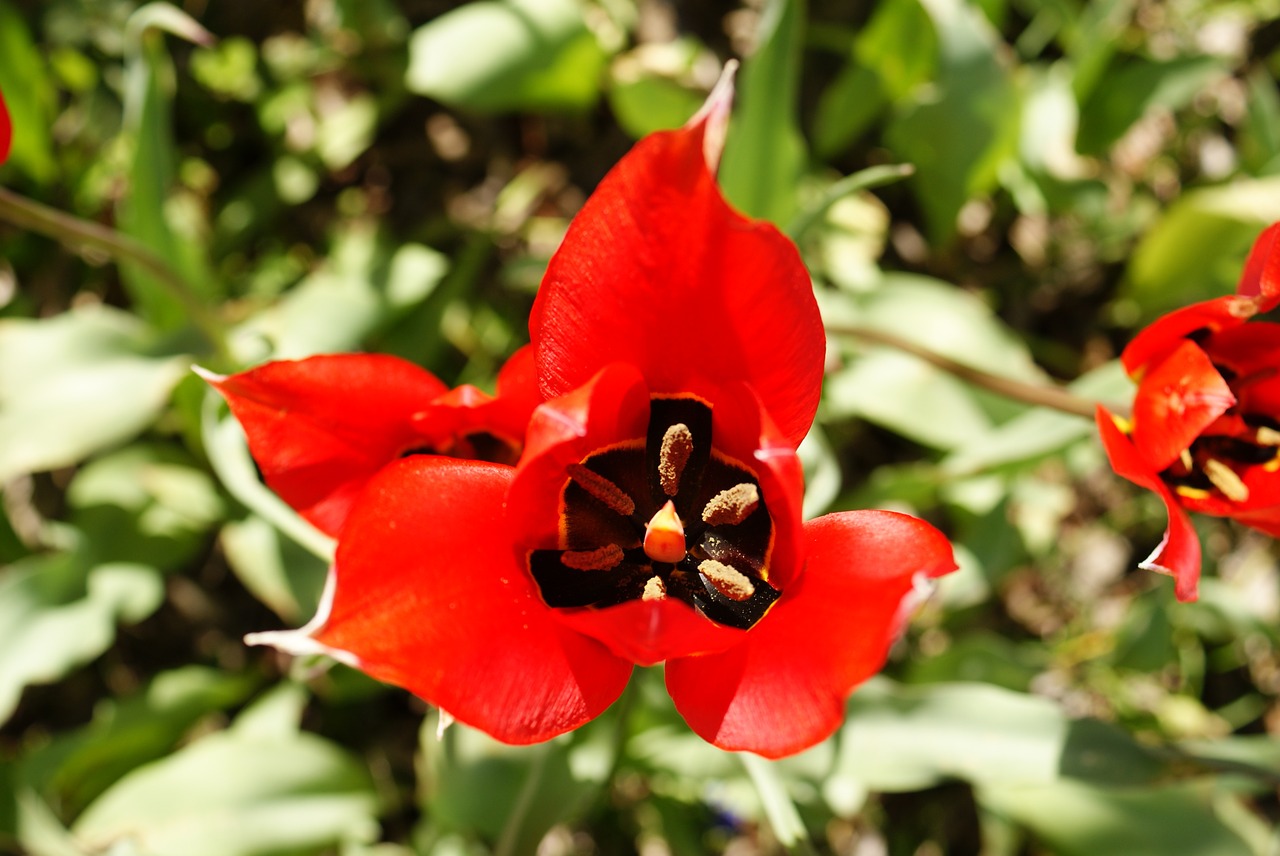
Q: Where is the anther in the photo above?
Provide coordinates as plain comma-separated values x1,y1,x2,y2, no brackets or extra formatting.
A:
702,483,760,526
1203,458,1250,502
659,423,694,496
560,544,625,571
643,500,687,564
567,464,635,516
698,559,755,601
1258,426,1280,446
1179,449,1193,471
642,576,667,601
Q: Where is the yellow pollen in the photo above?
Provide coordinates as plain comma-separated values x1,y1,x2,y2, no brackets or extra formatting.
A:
1174,486,1211,500
659,423,694,496
643,500,687,564
702,483,760,526
560,544,625,571
1203,458,1250,503
1258,426,1280,446
642,576,666,601
698,559,755,601
1179,449,1193,471
566,464,635,517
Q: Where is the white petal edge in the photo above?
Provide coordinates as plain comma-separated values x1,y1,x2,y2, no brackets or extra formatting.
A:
243,566,364,671
688,59,738,173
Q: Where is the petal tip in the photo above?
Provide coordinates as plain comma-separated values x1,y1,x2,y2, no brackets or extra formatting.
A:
191,364,227,384
688,59,738,172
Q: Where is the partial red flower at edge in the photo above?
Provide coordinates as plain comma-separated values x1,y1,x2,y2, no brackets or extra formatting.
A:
199,346,539,538
0,85,12,165
246,69,957,758
1097,221,1280,601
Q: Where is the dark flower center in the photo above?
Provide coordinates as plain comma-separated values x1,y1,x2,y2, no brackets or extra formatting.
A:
528,396,781,630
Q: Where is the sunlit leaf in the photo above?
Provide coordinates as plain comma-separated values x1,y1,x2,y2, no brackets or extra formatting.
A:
405,0,607,112
0,306,188,482
0,552,163,725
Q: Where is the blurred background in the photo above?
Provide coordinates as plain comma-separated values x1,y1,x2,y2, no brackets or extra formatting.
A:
2,0,1280,853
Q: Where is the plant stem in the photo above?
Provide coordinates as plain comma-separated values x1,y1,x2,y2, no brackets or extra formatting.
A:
0,186,230,360
828,323,1104,420
786,163,915,241
493,745,551,856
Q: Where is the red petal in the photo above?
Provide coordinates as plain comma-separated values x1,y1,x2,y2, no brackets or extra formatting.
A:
1120,296,1256,380
207,354,448,536
1131,341,1235,473
314,457,632,743
665,511,956,758
1096,407,1201,601
1238,221,1280,310
529,118,824,447
0,86,11,165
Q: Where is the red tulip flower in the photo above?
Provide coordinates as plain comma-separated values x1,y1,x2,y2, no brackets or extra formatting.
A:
245,73,956,758
1097,222,1280,601
200,347,539,537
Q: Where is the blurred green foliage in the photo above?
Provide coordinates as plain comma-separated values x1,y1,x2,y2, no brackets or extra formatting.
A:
2,0,1280,854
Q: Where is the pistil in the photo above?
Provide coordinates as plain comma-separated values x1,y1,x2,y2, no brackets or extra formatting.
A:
643,500,687,564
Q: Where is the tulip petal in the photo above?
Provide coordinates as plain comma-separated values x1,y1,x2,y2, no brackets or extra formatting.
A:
306,457,632,743
1096,407,1201,601
204,354,450,536
1131,341,1235,473
1238,221,1280,310
530,112,824,448
665,510,956,758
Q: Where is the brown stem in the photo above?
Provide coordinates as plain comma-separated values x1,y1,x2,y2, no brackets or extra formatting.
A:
828,324,1103,420
0,186,229,359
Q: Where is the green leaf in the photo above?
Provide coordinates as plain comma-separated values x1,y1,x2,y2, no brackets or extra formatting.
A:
978,780,1254,856
1076,56,1225,156
18,667,256,818
66,445,225,571
0,1,57,182
118,4,220,331
829,680,1167,798
1123,177,1280,318
883,0,1019,241
719,0,807,225
0,306,188,482
405,0,607,113
72,710,378,856
607,73,706,140
221,515,329,623
0,552,163,725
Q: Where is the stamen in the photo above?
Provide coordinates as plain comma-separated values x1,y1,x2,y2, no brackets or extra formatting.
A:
1175,486,1211,500
698,559,755,601
1203,458,1250,502
642,576,666,601
1258,426,1280,446
566,464,635,516
659,423,694,496
643,500,687,564
702,483,760,526
560,544,625,571
1179,449,1193,471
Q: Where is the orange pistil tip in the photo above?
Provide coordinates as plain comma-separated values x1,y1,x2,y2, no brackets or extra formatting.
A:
643,500,687,564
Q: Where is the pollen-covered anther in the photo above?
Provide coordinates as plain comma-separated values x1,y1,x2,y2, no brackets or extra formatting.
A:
560,544,625,571
702,483,760,526
643,500,687,564
659,423,694,496
566,463,635,516
642,576,666,601
1257,426,1280,446
1204,458,1250,502
698,559,755,601
1179,448,1194,471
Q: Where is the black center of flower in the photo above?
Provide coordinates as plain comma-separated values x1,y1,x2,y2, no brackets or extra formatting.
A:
528,397,781,630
